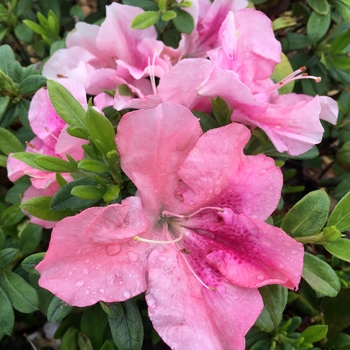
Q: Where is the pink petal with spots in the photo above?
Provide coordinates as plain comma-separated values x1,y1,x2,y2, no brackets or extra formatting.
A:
146,247,262,350
178,123,282,219
36,197,149,307
157,58,213,112
181,209,303,289
116,103,203,217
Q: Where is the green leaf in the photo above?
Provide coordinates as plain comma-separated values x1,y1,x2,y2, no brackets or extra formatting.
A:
336,141,350,172
78,333,94,350
19,75,47,95
19,224,42,255
0,96,10,117
101,302,125,318
324,288,350,334
271,53,294,94
161,10,176,21
272,17,297,31
0,269,39,313
0,155,6,167
47,296,74,323
0,45,15,79
281,190,330,237
327,332,350,349
71,185,105,200
0,286,14,340
173,9,194,34
130,11,159,29
334,0,350,25
103,185,120,203
99,340,115,350
306,0,329,14
86,107,116,155
307,11,331,43
0,204,25,228
330,28,350,55
255,285,287,332
47,80,86,128
0,127,24,155
23,19,46,36
21,196,73,221
11,152,46,170
14,22,34,43
301,324,328,343
35,155,78,172
211,96,231,126
70,5,85,21
327,191,350,231
21,253,45,274
50,177,101,211
324,239,350,262
61,327,79,350
0,248,19,269
302,253,340,297
78,159,110,173
108,299,143,350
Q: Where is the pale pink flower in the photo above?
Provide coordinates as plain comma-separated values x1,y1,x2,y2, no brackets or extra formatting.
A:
37,103,303,350
198,9,338,155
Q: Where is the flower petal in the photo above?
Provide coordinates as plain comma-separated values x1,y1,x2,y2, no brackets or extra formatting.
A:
146,247,262,350
178,123,282,219
36,197,149,306
116,103,203,217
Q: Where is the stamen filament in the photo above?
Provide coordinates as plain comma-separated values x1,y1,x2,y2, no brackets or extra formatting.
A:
45,127,58,141
162,206,224,220
134,222,183,244
148,49,158,95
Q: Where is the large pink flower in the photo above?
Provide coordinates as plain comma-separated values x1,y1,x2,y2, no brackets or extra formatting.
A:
37,103,303,349
198,9,338,155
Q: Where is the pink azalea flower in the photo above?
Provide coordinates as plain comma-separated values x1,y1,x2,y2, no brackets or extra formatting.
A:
198,10,338,155
36,103,303,349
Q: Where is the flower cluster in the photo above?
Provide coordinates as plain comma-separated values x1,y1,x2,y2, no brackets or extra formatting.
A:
7,1,338,349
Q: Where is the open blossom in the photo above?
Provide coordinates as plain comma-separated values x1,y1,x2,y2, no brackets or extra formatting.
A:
37,103,303,349
198,9,338,155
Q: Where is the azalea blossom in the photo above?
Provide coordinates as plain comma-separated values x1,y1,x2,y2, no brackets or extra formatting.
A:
36,103,303,349
198,9,338,155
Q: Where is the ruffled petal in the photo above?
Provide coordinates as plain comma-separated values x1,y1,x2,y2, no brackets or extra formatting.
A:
36,197,149,306
146,247,262,350
116,103,203,217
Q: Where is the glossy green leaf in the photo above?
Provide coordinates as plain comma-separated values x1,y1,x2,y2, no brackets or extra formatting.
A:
61,327,79,350
78,159,110,173
324,239,350,262
211,96,231,126
301,324,328,343
130,11,159,29
108,299,143,350
21,196,73,221
103,185,120,203
19,75,47,94
35,155,78,172
330,28,350,55
47,296,74,323
86,107,116,155
161,10,176,21
11,152,46,170
0,269,39,313
78,333,94,350
71,185,105,200
47,80,86,127
272,17,296,31
334,0,350,25
327,332,350,349
307,11,330,43
14,22,34,43
255,285,287,332
23,20,46,35
336,141,350,171
173,9,194,34
0,96,9,117
18,224,42,255
0,248,19,269
327,191,350,231
0,45,15,79
281,190,330,237
21,253,45,274
0,127,24,155
99,340,115,350
270,53,294,94
302,253,340,297
50,177,100,211
306,0,329,14
0,286,14,340
0,204,25,227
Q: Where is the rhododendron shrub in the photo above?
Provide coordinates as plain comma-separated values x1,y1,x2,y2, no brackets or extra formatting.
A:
2,0,349,349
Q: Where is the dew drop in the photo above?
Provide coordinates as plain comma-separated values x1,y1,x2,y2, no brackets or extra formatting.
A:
76,249,82,255
291,249,298,255
107,244,122,256
123,291,131,299
85,290,90,295
75,280,85,287
259,169,267,175
147,294,156,307
158,256,167,262
256,275,264,281
99,288,105,294
269,186,274,191
279,263,285,269
83,268,89,276
68,271,73,276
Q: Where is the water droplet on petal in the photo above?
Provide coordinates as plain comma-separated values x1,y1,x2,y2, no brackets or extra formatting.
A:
279,263,285,269
83,268,89,276
269,186,274,191
75,280,85,287
107,244,122,256
158,256,167,262
68,271,73,276
147,294,156,307
85,259,90,264
256,275,264,281
123,291,131,299
291,250,298,255
259,169,267,175
85,290,90,295
99,289,105,294
76,249,82,255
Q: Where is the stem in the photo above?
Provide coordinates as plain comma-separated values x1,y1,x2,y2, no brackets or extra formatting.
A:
294,232,325,244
